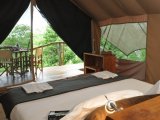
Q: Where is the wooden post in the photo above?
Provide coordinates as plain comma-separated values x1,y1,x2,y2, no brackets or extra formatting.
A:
30,0,35,81
58,42,62,66
91,20,101,54
60,42,64,65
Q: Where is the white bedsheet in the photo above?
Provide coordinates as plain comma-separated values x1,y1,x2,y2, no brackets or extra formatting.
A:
7,78,153,120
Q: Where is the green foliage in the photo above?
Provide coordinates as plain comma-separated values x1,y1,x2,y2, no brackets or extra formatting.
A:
101,37,146,61
0,25,31,72
1,23,145,69
1,24,82,68
34,26,82,67
43,26,62,43
64,46,82,64
2,24,31,48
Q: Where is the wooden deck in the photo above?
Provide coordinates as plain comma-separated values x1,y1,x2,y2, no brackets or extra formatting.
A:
35,63,84,82
0,63,84,92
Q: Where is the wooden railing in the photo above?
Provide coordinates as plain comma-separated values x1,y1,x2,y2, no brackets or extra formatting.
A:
33,42,65,66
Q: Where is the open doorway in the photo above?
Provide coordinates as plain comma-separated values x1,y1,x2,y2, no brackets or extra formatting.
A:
0,4,83,90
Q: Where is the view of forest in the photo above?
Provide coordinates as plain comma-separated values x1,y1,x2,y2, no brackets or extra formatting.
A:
2,24,82,67
1,24,145,68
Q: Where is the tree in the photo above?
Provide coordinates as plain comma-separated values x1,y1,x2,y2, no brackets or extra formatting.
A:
2,24,82,68
36,26,82,67
2,24,31,48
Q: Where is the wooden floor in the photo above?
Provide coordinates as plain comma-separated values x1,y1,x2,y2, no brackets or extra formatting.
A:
0,63,84,92
0,71,33,92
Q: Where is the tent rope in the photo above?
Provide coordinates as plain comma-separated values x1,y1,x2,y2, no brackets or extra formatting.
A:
138,23,146,35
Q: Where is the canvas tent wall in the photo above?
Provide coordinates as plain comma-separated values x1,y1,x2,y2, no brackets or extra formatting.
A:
71,0,160,84
1,0,160,84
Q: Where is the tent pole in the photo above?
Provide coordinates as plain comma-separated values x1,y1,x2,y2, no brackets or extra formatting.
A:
102,25,112,52
91,20,101,54
30,0,35,81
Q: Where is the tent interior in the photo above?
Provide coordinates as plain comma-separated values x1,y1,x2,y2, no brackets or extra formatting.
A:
1,0,160,84
1,0,160,119
0,0,160,83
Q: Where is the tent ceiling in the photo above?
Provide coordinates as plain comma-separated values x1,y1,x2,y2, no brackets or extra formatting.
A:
71,0,160,26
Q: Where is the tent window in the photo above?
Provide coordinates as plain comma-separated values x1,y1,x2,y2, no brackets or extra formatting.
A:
101,22,147,61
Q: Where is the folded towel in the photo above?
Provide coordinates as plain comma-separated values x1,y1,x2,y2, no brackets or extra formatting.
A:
22,83,53,94
92,71,118,79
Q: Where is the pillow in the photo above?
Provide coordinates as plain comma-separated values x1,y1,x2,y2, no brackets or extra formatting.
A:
85,94,159,120
60,90,143,120
92,71,118,79
145,80,160,95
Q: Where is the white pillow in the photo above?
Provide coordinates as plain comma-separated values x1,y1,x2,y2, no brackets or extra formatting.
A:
60,90,143,120
145,80,160,95
92,71,118,79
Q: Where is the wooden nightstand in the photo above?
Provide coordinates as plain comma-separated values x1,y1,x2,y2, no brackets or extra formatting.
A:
84,52,116,74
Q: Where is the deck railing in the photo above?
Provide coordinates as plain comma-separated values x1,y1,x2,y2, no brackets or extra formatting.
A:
33,42,65,66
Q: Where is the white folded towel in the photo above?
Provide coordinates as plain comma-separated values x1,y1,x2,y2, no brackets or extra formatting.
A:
92,71,118,79
22,83,53,94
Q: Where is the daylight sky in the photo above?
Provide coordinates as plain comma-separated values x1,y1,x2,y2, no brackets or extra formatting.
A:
17,6,48,34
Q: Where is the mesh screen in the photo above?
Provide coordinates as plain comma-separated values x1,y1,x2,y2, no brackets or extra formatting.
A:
101,22,147,55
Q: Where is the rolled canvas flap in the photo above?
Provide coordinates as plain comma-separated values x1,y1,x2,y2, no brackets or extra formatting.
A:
116,59,145,81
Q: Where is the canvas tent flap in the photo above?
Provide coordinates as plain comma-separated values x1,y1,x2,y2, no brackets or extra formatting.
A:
71,0,160,26
117,59,146,81
0,0,30,43
36,0,92,59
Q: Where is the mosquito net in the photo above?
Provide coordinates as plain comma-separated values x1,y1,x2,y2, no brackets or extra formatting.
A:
101,22,147,55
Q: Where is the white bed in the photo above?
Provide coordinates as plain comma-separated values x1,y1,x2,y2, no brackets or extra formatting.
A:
0,71,154,120
6,78,153,120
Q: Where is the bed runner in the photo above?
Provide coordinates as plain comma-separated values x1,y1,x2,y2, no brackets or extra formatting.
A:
0,75,126,118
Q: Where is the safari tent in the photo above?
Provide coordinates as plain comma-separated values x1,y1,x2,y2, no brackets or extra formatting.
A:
1,0,160,84
1,0,160,120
